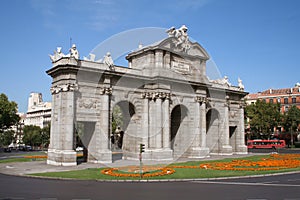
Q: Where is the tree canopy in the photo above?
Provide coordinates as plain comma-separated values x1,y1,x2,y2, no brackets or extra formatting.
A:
22,125,42,147
0,93,20,131
245,100,282,138
283,105,300,132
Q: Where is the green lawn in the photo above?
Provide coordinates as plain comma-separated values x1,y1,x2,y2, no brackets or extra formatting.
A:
31,155,300,180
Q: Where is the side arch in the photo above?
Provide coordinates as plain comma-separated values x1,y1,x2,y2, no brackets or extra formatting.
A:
206,108,221,153
170,104,189,158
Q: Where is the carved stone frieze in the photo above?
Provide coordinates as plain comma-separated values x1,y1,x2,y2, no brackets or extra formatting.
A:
78,98,98,109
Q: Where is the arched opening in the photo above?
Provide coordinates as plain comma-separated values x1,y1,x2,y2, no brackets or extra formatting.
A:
170,104,189,157
206,109,220,153
112,101,136,160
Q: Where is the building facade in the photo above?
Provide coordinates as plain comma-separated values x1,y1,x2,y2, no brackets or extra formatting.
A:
46,26,248,166
246,83,300,113
24,92,51,128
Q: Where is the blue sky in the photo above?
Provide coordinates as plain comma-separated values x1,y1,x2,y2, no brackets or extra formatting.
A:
0,0,299,113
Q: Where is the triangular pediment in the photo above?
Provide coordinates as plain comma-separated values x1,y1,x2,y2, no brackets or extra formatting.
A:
127,37,210,61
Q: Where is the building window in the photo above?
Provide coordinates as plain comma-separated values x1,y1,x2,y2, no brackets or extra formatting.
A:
284,98,288,104
269,99,273,104
277,98,281,103
292,97,296,104
285,106,289,112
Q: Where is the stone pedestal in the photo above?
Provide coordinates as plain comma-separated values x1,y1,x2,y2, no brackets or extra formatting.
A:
123,149,173,161
220,145,233,155
188,147,210,158
88,150,112,163
235,145,248,154
47,149,77,166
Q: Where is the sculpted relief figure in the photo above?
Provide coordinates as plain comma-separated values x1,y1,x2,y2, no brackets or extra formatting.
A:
166,25,191,52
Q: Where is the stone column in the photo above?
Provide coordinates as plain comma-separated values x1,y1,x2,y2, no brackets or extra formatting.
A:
156,95,162,148
189,96,209,158
97,87,113,163
221,97,233,155
155,50,163,68
236,102,247,154
162,94,170,149
200,100,207,148
47,83,77,166
141,92,149,148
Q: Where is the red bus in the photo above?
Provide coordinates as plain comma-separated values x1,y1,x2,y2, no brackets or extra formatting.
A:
247,139,286,149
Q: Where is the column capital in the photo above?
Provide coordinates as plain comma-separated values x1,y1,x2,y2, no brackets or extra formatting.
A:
224,95,230,107
50,83,78,94
142,92,171,101
100,87,112,95
195,96,207,104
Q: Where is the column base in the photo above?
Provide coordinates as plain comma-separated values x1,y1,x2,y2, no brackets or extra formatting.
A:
123,149,173,161
88,150,112,163
219,145,233,155
234,145,248,154
47,148,77,166
188,147,210,158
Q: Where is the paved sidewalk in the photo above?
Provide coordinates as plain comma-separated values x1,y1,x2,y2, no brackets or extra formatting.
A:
0,153,257,176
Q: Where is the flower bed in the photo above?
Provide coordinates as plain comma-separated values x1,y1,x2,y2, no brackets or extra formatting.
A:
198,154,300,171
101,154,300,178
24,155,48,159
101,167,175,178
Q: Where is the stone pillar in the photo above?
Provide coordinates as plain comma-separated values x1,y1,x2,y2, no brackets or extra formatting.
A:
97,87,113,163
221,97,233,155
189,96,209,158
200,101,207,148
47,83,78,166
144,92,172,160
162,94,171,149
88,87,112,163
156,95,162,148
236,102,247,154
155,50,163,68
141,92,149,148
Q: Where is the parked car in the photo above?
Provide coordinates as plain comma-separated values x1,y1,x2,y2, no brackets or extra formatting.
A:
4,147,12,152
76,146,84,151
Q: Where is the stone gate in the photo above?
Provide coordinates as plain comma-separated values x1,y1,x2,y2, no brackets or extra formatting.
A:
46,26,248,166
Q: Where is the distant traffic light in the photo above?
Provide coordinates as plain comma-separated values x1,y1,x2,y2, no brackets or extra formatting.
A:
139,143,145,153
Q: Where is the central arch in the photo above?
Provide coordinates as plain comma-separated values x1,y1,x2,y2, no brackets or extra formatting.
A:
112,101,137,155
171,104,189,157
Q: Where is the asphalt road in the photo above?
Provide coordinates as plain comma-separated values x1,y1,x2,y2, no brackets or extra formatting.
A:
0,173,300,200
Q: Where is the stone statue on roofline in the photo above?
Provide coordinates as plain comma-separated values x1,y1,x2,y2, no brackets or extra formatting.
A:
103,52,114,70
49,47,65,62
69,44,79,59
238,77,245,90
212,76,232,87
166,25,191,52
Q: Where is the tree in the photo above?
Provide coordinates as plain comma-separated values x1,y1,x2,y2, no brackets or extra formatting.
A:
41,125,50,148
112,105,123,134
283,105,300,132
0,130,14,147
22,125,42,147
0,93,20,131
245,100,282,139
0,93,20,147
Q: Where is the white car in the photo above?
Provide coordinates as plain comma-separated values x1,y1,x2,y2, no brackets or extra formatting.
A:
76,147,83,151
